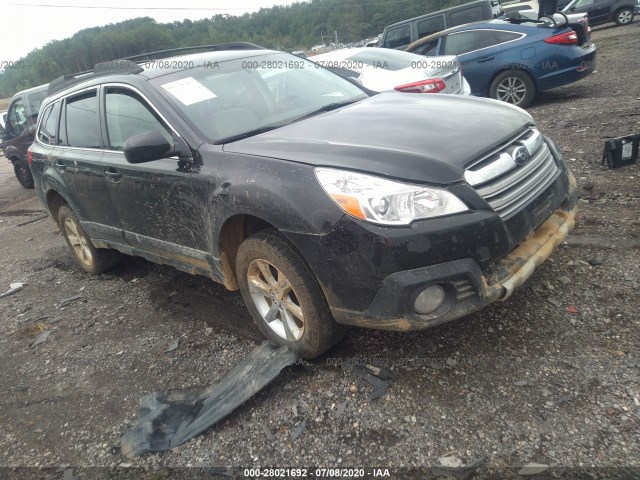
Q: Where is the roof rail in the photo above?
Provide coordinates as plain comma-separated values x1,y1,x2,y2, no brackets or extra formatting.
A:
45,42,266,98
123,42,266,62
47,59,143,97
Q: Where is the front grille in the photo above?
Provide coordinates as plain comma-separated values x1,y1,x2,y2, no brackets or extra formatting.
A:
465,128,559,219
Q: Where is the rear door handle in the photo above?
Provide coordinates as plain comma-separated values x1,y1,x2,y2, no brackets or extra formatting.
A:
104,167,122,182
478,56,495,63
54,160,66,171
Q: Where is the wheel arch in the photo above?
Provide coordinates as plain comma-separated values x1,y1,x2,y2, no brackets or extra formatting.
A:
45,189,71,227
217,214,276,291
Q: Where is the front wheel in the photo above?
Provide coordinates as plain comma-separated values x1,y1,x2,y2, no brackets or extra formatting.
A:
12,158,34,189
235,230,344,359
58,205,122,274
614,7,634,25
489,70,536,108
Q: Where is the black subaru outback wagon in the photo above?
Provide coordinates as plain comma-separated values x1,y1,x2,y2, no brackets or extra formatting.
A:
29,43,577,358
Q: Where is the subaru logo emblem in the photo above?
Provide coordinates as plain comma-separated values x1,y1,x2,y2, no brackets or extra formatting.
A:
512,146,530,165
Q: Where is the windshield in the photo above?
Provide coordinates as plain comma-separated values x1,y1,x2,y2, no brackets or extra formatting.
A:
151,52,368,143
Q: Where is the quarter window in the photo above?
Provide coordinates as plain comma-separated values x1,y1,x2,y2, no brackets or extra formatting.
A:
38,102,61,145
105,88,172,150
64,91,100,149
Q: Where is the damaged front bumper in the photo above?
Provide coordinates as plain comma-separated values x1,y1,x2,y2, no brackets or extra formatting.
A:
331,174,578,331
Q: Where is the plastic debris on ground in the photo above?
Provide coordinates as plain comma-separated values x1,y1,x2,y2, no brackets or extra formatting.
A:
120,342,299,457
0,282,25,298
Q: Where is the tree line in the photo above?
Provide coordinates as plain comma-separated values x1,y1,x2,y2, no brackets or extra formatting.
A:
0,0,466,98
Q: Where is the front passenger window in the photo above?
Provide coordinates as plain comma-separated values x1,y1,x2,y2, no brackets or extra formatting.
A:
105,87,172,150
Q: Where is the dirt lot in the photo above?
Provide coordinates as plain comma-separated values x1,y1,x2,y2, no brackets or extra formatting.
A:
0,22,639,479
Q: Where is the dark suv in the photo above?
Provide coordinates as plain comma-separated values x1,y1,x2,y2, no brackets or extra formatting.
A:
0,84,48,188
29,44,578,358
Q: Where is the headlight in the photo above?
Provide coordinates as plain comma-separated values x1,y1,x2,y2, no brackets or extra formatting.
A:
315,168,468,226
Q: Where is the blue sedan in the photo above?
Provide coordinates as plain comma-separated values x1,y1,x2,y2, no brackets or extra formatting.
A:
405,19,596,107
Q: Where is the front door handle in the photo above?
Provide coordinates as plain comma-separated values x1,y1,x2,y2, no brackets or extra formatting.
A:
478,56,495,63
104,167,122,182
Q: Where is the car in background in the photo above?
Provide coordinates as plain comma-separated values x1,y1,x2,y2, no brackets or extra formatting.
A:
380,0,499,50
310,47,471,95
516,0,636,24
405,18,595,107
0,84,48,188
560,0,635,25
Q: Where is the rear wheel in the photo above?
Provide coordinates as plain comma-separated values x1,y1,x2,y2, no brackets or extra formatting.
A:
12,158,34,189
58,205,122,274
614,7,634,25
489,70,536,108
235,230,344,359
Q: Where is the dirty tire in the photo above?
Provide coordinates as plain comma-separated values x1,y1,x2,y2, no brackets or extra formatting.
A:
614,7,634,25
489,69,536,108
236,230,345,359
12,158,34,189
58,205,122,274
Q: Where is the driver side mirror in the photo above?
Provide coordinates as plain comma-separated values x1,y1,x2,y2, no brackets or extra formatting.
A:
123,131,173,164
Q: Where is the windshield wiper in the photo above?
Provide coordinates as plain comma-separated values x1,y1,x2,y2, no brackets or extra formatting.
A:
292,99,361,122
215,124,285,144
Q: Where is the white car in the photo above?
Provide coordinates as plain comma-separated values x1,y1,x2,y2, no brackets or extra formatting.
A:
310,47,471,96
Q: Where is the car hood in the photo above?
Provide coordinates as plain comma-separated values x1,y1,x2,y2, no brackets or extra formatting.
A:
223,93,534,184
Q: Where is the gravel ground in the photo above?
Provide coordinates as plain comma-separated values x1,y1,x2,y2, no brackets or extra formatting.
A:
0,22,639,480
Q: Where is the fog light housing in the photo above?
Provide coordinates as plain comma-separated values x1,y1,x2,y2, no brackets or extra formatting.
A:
414,285,446,314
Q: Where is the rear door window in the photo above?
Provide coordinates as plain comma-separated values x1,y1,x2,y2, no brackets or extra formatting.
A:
64,90,100,149
382,25,411,49
450,6,485,25
443,30,500,55
417,15,446,38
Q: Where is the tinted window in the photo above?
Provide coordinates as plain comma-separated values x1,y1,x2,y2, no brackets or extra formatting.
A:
450,6,485,25
105,88,172,151
494,31,523,42
38,102,61,145
410,38,440,56
573,0,594,6
443,30,499,55
7,99,27,136
65,91,100,149
382,25,411,49
417,16,445,38
27,91,47,116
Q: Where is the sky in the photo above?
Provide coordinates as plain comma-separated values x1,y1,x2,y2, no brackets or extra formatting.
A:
1,0,295,62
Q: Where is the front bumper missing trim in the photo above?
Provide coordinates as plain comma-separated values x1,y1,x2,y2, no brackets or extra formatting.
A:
332,174,578,331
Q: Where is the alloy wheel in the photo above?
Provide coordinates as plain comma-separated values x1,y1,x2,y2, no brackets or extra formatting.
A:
247,258,304,341
617,9,633,23
64,217,94,267
496,76,527,105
